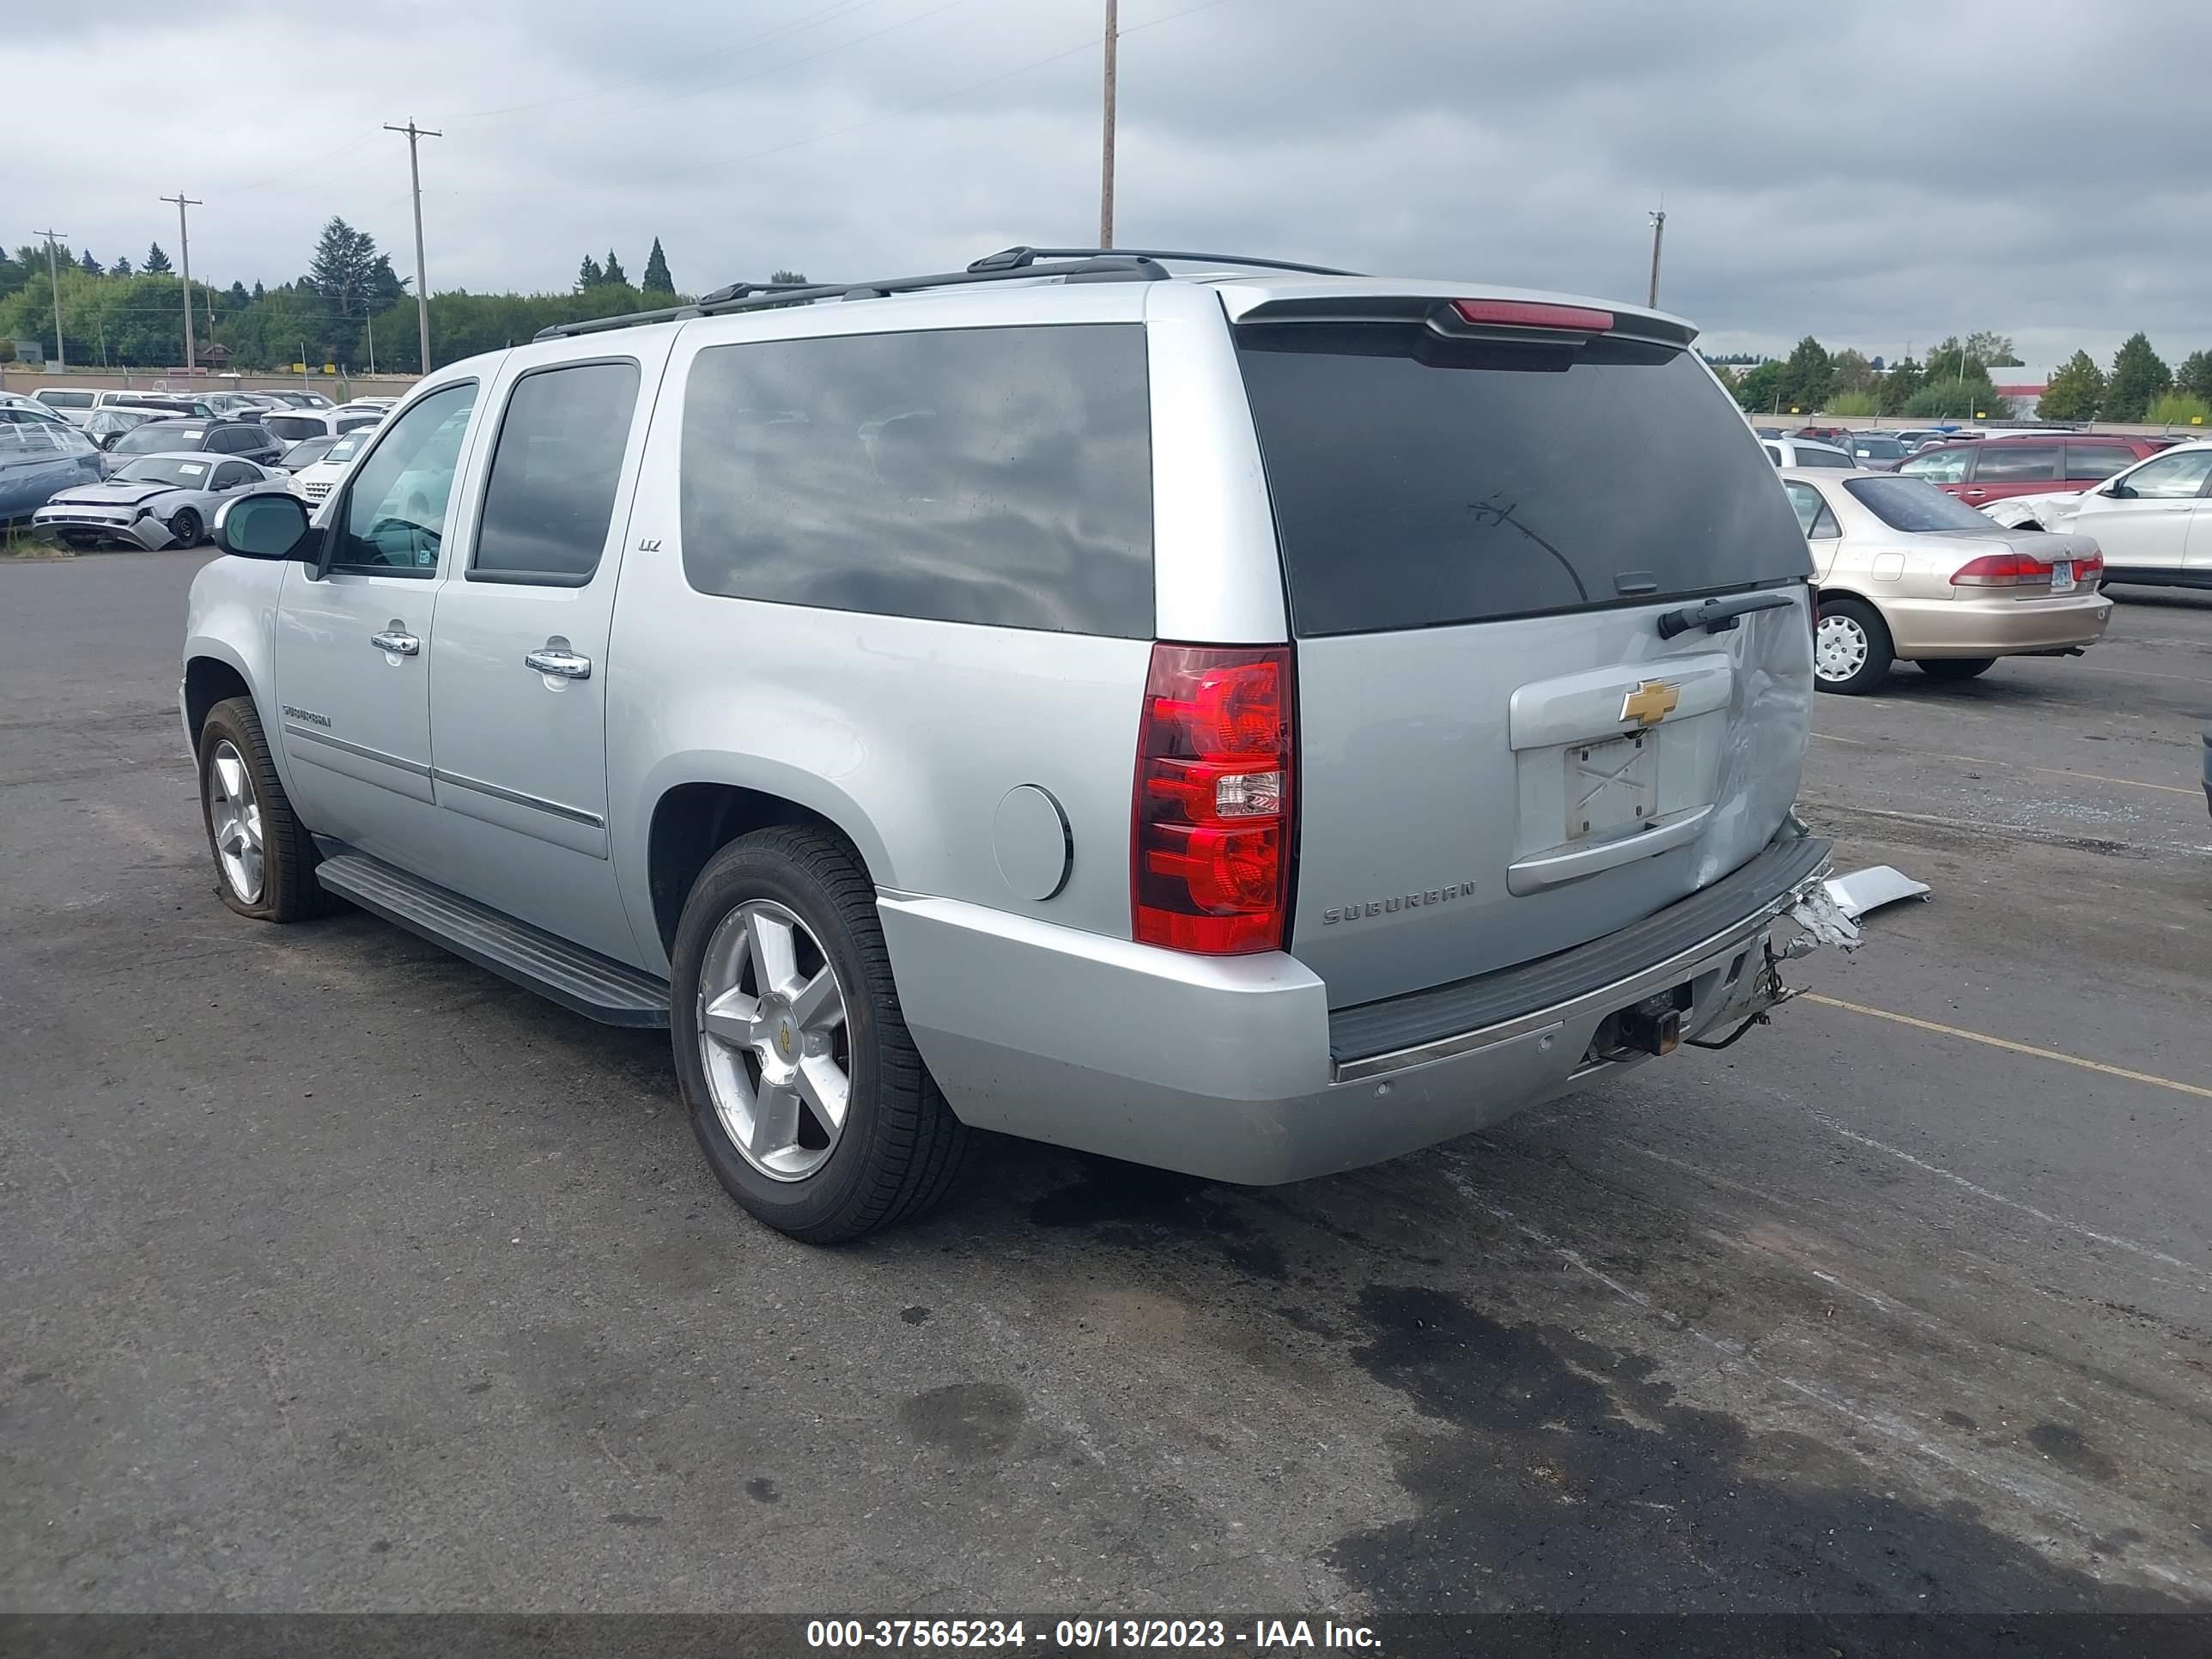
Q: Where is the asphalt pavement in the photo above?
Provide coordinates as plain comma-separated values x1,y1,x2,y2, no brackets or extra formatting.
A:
3,551,2209,1617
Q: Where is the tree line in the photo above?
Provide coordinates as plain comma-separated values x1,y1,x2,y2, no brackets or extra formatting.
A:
1712,329,2212,425
0,222,798,374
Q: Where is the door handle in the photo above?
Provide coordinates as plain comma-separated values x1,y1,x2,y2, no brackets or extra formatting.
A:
525,642,592,680
369,626,420,656
1962,488,1987,498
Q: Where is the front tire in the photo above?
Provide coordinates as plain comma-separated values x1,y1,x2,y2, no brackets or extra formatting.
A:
168,507,203,547
1814,597,1893,696
1917,657,1996,681
198,696,329,921
670,825,970,1243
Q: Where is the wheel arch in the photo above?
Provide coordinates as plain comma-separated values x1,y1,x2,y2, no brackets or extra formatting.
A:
644,781,882,959
183,649,256,750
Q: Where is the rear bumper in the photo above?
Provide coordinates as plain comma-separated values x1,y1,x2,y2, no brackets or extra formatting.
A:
879,833,1830,1186
1876,592,2111,658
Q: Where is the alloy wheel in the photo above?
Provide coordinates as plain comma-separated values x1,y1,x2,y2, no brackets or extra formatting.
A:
206,740,264,902
696,899,852,1182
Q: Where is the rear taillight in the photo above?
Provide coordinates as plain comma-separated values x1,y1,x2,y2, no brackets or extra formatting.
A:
1450,298,1615,332
1132,643,1294,954
2076,550,2104,585
1950,552,2055,587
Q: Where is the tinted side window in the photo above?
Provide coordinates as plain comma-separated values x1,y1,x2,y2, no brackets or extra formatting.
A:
681,325,1153,636
2120,450,2212,500
1801,447,1856,468
330,383,479,574
1974,444,2061,481
2067,443,2139,481
472,360,640,583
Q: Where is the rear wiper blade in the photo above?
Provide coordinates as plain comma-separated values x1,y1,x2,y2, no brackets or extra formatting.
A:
1655,591,1798,640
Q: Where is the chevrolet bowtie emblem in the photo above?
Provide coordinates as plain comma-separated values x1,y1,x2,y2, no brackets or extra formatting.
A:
1620,680,1680,726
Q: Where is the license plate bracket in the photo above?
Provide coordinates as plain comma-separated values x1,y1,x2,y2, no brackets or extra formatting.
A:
1566,732,1658,842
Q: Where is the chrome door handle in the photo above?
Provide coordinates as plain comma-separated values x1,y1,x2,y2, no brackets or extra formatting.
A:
524,645,592,680
369,627,420,656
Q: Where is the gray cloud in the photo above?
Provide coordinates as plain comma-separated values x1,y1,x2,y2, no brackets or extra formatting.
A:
17,0,2212,368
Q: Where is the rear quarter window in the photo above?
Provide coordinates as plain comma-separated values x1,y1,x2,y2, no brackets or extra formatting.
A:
1235,325,1809,635
679,324,1153,636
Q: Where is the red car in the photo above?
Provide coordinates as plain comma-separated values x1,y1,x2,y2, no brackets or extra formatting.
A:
1895,434,2171,507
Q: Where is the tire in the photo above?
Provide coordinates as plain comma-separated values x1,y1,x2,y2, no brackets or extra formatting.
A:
1814,596,1893,696
670,825,971,1243
197,696,331,921
1917,657,1997,681
168,507,204,547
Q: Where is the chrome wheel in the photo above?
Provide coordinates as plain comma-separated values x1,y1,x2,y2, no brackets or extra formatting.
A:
1815,612,1870,683
696,899,852,1182
206,739,264,903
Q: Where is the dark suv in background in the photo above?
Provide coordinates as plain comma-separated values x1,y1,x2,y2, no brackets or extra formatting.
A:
100,415,286,477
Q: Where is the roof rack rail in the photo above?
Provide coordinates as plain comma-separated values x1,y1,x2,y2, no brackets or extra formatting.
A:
967,245,1358,276
535,255,1171,341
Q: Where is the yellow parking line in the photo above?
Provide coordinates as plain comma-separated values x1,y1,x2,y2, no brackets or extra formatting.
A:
1802,994,2212,1101
1810,732,2199,796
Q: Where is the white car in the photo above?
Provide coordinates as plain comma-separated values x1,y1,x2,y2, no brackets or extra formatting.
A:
288,426,372,506
1981,441,2212,590
258,407,384,447
1761,437,1862,470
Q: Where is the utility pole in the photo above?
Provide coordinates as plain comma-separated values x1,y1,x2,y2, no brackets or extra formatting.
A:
367,309,376,376
161,193,203,374
385,119,441,374
1646,209,1666,310
33,229,67,371
1098,0,1119,248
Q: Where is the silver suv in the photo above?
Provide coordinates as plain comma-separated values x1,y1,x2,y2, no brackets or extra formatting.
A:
181,247,1832,1242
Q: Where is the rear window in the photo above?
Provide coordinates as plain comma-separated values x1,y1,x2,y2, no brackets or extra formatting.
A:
680,325,1153,636
264,415,321,441
1842,475,2005,533
2067,443,2139,481
1234,326,1808,635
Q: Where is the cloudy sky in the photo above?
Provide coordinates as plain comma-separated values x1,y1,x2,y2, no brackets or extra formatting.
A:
17,0,2211,368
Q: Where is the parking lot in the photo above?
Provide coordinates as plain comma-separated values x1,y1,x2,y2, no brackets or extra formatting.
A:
3,549,2208,1614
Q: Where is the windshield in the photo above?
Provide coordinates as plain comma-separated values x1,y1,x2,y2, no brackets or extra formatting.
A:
1237,326,1809,634
115,457,216,489
113,425,204,454
1851,437,1906,459
324,433,368,463
283,438,336,466
1844,475,2008,533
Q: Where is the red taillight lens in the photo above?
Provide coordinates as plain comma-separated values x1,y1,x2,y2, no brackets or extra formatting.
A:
2076,550,2104,584
1133,644,1293,954
1450,298,1615,332
1951,553,2056,587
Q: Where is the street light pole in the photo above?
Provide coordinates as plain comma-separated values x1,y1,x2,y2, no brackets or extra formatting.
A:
385,119,442,374
1098,0,1119,247
160,192,204,375
1646,209,1666,310
33,228,68,371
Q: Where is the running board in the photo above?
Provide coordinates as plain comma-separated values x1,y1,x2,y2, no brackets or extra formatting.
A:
313,848,672,1028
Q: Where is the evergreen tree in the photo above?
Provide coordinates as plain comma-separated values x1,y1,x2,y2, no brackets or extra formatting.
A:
2175,349,2212,406
2104,333,2172,422
228,280,251,308
111,255,134,277
143,243,174,275
642,237,674,294
601,248,627,287
2037,351,2105,422
78,249,100,276
1776,336,1834,412
576,253,605,290
252,281,265,302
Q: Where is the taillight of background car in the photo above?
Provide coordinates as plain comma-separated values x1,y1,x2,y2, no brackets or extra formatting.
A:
1131,644,1294,954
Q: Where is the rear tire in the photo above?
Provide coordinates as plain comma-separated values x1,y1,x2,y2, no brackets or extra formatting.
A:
670,825,971,1243
1917,657,1996,681
1814,596,1893,696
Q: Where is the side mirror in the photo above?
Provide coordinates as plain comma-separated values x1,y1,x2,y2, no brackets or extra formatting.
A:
2105,483,2135,500
215,490,314,562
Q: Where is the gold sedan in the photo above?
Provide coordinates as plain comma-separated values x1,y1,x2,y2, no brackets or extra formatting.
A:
1779,467,2115,695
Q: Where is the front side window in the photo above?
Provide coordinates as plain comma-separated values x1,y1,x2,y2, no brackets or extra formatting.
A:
2116,449,2212,500
1973,443,2061,482
472,360,640,583
329,382,479,574
1899,447,1972,483
681,325,1153,635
